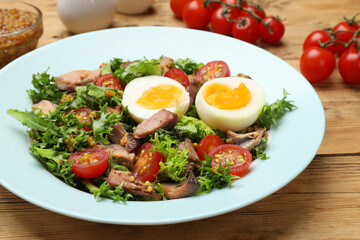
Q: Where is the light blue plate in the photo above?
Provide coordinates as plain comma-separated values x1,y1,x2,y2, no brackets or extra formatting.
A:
0,27,325,225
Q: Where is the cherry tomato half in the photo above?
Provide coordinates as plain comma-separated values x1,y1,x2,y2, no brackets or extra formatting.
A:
183,0,213,30
164,68,190,88
232,17,260,44
259,16,285,44
170,0,189,19
65,107,94,131
196,60,231,83
338,47,360,84
333,21,360,54
300,47,336,83
209,144,252,177
96,74,125,90
69,148,109,179
303,30,337,54
197,134,225,160
133,142,163,182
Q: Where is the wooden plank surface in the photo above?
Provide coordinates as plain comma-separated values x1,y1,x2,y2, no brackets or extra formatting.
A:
1,0,360,239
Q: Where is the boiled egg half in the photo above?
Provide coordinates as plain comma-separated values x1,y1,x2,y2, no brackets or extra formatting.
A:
195,77,266,132
122,76,190,123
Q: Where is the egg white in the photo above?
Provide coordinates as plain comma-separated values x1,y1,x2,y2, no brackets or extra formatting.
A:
122,76,190,123
195,77,266,132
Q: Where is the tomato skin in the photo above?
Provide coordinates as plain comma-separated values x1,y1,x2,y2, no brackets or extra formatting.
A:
170,0,189,19
69,148,109,179
303,30,337,54
133,142,163,182
197,134,225,160
196,60,231,83
209,144,252,177
259,16,285,44
333,21,360,54
210,7,235,36
96,74,125,90
183,0,213,30
232,17,260,44
338,47,360,84
164,68,190,88
300,47,336,83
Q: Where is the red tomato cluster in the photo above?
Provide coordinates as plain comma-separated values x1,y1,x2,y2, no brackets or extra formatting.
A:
170,0,285,45
300,15,360,84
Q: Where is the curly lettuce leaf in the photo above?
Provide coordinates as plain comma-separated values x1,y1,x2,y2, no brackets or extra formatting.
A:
150,133,188,182
197,154,239,194
173,58,203,75
257,89,296,129
27,71,64,104
175,116,216,143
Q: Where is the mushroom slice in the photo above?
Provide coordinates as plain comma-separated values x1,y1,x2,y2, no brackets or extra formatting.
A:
162,171,200,200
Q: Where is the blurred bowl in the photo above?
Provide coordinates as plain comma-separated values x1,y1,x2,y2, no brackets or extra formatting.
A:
116,0,155,14
57,0,117,34
0,1,43,68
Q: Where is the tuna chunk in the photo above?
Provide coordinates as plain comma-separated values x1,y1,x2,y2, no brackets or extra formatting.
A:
226,128,267,151
108,123,140,152
56,69,101,91
107,169,162,199
32,100,58,115
187,74,201,106
178,139,201,172
133,109,178,139
94,144,135,168
159,56,174,73
162,171,200,199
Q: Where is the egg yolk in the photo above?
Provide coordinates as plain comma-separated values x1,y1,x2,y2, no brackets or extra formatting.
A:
203,83,251,110
136,84,183,109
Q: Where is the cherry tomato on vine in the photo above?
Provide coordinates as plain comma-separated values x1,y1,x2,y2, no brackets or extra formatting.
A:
96,74,125,90
210,7,237,36
338,46,360,84
69,148,109,179
164,68,190,88
133,142,163,182
303,30,337,54
183,0,213,30
333,21,360,54
209,144,252,177
196,60,231,83
259,16,285,44
170,0,188,19
197,134,225,161
232,17,260,44
300,47,336,83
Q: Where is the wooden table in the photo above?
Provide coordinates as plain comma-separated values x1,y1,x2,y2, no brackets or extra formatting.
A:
1,0,359,239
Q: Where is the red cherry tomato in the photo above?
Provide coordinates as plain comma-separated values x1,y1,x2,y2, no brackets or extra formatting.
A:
209,144,252,177
96,74,125,90
170,0,189,19
210,7,236,36
133,142,163,182
164,68,190,88
303,30,337,54
300,47,336,83
196,60,231,83
69,148,109,179
232,17,260,44
183,0,213,30
259,16,285,44
338,47,360,84
196,134,225,160
333,21,360,54
65,107,94,132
